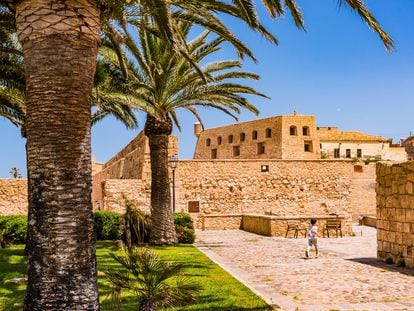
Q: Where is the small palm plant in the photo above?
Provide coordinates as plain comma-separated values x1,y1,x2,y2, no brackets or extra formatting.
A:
106,247,201,311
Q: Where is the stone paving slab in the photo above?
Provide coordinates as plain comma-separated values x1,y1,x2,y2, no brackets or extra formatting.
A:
195,225,414,311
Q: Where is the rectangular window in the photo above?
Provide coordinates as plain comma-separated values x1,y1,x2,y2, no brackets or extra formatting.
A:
346,149,351,158
304,141,313,152
233,146,240,157
357,149,362,158
211,149,217,159
257,142,265,155
334,148,340,158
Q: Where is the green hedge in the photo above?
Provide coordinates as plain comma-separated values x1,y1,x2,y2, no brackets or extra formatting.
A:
0,211,195,246
0,215,27,246
173,212,194,229
174,213,195,244
94,211,123,240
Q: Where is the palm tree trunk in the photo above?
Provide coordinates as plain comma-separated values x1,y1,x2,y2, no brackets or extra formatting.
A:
15,1,101,310
145,115,177,245
139,298,158,311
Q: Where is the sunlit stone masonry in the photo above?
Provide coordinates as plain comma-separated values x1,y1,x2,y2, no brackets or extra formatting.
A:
377,161,414,268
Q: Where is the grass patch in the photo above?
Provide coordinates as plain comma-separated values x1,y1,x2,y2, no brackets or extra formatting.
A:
0,242,270,311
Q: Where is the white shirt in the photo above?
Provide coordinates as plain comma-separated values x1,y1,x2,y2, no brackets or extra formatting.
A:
308,225,317,239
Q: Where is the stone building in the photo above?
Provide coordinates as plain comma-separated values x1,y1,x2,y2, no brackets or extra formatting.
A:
402,136,414,161
194,112,407,162
193,112,319,160
318,127,407,162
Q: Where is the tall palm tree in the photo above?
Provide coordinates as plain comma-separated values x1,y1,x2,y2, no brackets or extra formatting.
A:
0,0,393,309
0,6,25,128
106,22,267,244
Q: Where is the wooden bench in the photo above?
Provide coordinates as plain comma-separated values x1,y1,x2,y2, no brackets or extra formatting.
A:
285,220,307,238
323,219,342,238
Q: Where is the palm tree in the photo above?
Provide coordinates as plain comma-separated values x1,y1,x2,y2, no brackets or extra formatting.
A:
106,247,201,311
105,21,267,244
0,6,25,129
0,0,393,309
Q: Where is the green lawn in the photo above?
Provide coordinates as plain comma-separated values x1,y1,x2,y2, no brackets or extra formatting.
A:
0,242,270,310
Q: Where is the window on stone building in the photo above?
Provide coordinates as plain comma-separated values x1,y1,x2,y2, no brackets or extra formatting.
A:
206,138,211,147
334,148,340,158
233,145,240,157
357,149,362,158
290,126,297,136
303,126,310,136
304,141,313,152
240,132,246,142
346,149,351,158
265,128,272,138
217,136,222,145
252,130,258,140
257,142,265,154
211,149,217,159
228,135,234,144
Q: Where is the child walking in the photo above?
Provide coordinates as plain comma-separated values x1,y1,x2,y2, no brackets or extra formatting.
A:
306,219,318,258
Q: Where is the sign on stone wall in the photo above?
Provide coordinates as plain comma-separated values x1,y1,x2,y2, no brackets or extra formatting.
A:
188,201,200,213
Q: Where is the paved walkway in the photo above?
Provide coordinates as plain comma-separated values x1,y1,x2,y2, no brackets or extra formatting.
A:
195,225,414,311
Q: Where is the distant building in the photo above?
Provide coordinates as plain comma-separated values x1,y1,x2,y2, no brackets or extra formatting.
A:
193,112,407,162
402,136,414,160
194,113,320,160
318,127,407,162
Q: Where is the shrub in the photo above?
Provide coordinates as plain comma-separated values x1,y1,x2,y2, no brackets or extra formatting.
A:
175,225,195,244
173,213,194,229
0,215,27,246
94,211,123,240
106,247,201,310
122,198,151,247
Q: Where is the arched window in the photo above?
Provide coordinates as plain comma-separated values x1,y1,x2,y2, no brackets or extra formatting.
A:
228,135,234,144
265,128,272,138
252,130,258,140
240,132,246,142
217,136,222,145
303,126,310,136
290,126,297,136
206,138,211,147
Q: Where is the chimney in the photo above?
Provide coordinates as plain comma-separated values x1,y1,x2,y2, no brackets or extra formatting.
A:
194,122,202,137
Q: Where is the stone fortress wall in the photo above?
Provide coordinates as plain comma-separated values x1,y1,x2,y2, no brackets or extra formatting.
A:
0,179,27,215
376,161,414,268
90,145,377,231
1,133,378,233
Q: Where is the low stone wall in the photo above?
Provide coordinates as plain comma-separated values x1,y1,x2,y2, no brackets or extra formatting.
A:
243,214,351,237
361,216,377,228
377,161,414,268
0,179,27,215
201,213,352,237
200,214,242,230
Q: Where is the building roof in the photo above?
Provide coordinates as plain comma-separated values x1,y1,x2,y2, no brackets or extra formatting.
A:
317,128,387,142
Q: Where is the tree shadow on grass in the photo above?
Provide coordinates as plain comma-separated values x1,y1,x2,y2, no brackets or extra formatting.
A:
347,257,414,276
0,281,26,311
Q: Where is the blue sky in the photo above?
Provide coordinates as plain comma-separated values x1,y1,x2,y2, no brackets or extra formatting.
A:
1,0,413,178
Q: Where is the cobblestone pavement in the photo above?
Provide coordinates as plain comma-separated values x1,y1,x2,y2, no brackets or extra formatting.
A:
195,225,414,311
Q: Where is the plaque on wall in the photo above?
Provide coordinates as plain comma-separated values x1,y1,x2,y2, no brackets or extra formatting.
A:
188,201,200,213
354,165,363,173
